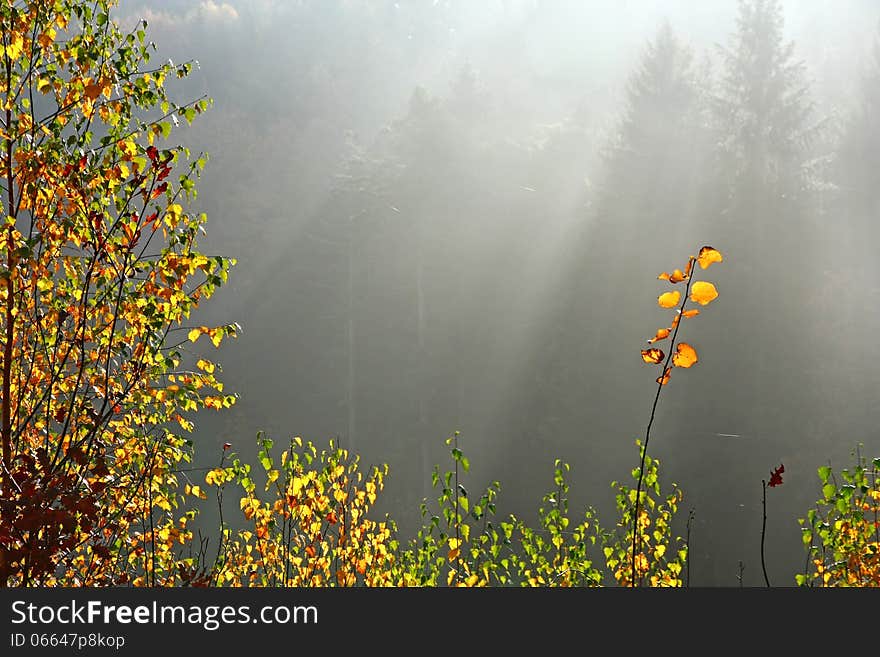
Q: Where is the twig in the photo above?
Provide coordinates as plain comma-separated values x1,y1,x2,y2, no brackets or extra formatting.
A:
761,479,770,587
632,256,696,586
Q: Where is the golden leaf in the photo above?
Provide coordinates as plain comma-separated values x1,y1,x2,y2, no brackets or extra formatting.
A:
681,309,700,318
658,269,687,283
672,343,698,368
647,328,670,344
697,246,723,270
670,269,687,283
656,367,671,385
658,291,680,308
641,348,665,364
690,281,718,306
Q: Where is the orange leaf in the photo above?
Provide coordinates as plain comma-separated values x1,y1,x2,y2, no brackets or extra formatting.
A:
682,309,700,318
647,328,670,344
684,258,694,278
658,291,680,308
656,367,671,385
641,348,665,364
690,281,718,306
697,246,723,270
670,314,681,329
659,270,688,283
672,343,698,368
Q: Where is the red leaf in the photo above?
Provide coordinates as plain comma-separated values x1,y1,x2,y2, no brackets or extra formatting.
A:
768,463,784,487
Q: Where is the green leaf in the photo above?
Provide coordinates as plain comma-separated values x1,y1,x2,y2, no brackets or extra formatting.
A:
822,483,836,500
817,465,831,483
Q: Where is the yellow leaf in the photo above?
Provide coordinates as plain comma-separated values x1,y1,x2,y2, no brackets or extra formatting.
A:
697,246,723,270
5,34,23,61
690,281,718,306
658,291,680,308
196,358,215,374
187,328,202,342
672,343,698,368
641,348,664,364
654,544,667,560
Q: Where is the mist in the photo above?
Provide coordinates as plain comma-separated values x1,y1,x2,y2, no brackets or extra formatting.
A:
116,0,880,586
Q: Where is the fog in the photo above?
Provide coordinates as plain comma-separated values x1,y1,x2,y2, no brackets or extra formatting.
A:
118,0,880,586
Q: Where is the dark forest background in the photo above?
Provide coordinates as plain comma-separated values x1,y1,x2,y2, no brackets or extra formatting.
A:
117,0,880,586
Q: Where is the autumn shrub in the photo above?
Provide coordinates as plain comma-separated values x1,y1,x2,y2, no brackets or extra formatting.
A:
389,436,688,587
797,448,880,586
204,434,397,586
0,0,236,586
205,431,690,587
600,444,688,587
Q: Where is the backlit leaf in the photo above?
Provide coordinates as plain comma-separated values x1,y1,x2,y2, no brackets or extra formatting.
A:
641,348,664,364
658,291,680,308
656,367,671,385
659,269,688,283
689,281,718,306
672,343,698,368
681,309,700,318
647,328,670,344
697,246,723,270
